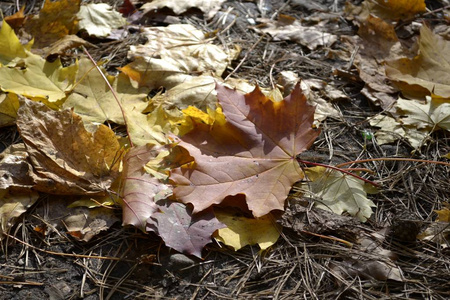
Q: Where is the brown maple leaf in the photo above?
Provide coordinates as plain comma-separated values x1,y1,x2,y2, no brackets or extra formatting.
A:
170,83,319,217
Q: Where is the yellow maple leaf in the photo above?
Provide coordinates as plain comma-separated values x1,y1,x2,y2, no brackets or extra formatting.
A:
24,0,81,48
0,53,75,103
214,208,281,251
0,93,19,127
0,20,31,65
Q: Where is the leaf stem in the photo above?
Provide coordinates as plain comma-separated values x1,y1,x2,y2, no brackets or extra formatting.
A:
336,157,450,168
296,158,380,187
82,46,134,147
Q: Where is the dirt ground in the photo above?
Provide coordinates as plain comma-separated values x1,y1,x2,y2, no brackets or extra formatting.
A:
1,0,450,299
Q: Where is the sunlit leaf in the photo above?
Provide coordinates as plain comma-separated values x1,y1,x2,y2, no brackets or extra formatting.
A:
214,208,281,251
16,97,123,195
303,166,376,222
77,3,126,37
170,83,319,217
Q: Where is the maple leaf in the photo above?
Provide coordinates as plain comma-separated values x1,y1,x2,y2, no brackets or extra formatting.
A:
253,14,337,50
0,20,30,65
0,93,19,127
121,24,237,89
63,58,169,146
77,3,126,37
214,207,281,251
4,6,26,29
302,166,376,222
120,145,171,230
24,0,81,48
147,200,225,258
170,83,319,217
397,96,450,131
16,97,123,195
370,96,450,148
0,52,75,103
369,114,427,149
385,25,450,99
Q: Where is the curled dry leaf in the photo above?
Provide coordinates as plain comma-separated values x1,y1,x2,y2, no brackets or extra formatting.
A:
281,202,359,235
253,14,337,50
63,206,119,242
16,97,123,195
0,144,34,191
121,24,237,89
45,35,96,61
342,15,403,110
331,230,404,282
0,189,39,238
170,83,319,217
386,26,450,99
418,206,450,248
24,0,81,48
141,0,226,19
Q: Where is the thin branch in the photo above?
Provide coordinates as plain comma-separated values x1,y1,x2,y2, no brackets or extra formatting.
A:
297,158,380,187
336,157,450,168
82,46,134,147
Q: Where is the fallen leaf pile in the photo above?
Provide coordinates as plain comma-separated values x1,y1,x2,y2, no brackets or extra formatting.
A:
0,0,448,262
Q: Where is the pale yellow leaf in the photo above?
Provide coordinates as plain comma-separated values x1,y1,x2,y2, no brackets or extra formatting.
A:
303,166,376,222
1,189,39,238
397,96,450,131
122,24,236,89
0,52,74,102
0,20,29,65
0,93,19,127
77,3,126,37
214,208,281,251
150,75,217,111
369,114,430,148
63,58,169,146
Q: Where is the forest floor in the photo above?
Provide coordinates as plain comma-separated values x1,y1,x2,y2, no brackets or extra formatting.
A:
0,0,449,299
